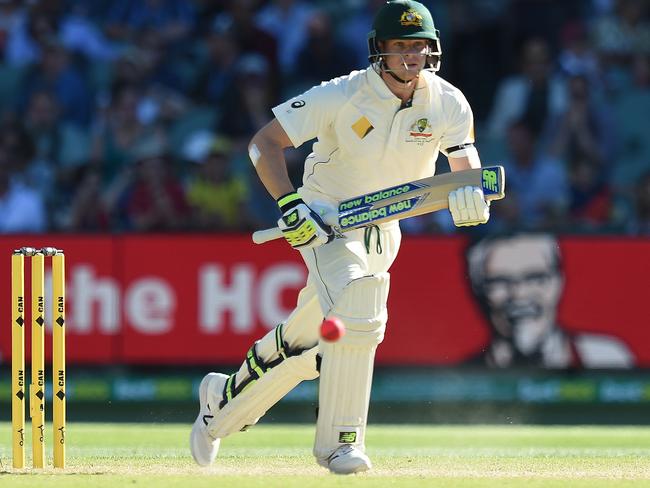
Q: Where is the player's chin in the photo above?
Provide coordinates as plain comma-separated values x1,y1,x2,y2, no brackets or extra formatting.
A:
397,68,420,81
405,64,425,77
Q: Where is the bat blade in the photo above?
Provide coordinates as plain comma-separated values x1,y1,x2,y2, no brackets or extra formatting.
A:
337,165,504,230
252,165,505,244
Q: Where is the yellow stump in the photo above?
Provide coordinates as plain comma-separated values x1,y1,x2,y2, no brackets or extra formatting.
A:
30,251,46,468
52,252,66,468
11,251,25,469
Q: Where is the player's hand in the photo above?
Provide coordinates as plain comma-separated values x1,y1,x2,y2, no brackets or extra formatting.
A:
277,192,334,249
448,186,490,227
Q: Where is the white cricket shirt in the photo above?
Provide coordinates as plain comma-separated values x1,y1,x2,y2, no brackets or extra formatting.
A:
272,66,475,205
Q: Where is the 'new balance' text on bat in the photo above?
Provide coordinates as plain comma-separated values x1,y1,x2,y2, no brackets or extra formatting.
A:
252,165,505,245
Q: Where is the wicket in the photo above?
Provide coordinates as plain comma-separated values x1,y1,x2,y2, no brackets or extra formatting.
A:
11,247,66,469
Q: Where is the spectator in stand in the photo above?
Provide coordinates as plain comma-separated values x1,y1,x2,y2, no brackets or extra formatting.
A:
557,22,602,87
0,120,35,180
294,10,357,88
23,89,90,212
547,73,614,165
105,0,196,47
498,120,569,230
255,0,314,76
185,135,251,231
19,41,92,127
2,0,61,67
0,146,46,233
216,54,275,148
192,24,241,105
0,0,26,62
108,44,189,125
91,82,167,188
132,28,186,93
503,0,580,52
213,0,280,99
567,156,613,231
545,72,615,231
487,38,567,141
626,171,650,235
60,165,109,232
592,0,650,70
59,1,119,62
610,53,650,191
120,138,190,232
180,130,279,231
25,89,90,169
191,0,223,31
124,30,191,124
338,0,388,70
445,0,505,121
111,49,147,87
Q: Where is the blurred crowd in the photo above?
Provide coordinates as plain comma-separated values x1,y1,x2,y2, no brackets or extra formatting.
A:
0,0,648,235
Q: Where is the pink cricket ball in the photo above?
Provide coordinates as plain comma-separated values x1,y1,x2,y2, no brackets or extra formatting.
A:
320,316,345,342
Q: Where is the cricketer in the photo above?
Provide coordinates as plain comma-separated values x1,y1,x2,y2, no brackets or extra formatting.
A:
191,0,491,474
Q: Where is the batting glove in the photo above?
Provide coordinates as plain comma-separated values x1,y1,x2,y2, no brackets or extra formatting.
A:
277,192,334,249
448,186,490,227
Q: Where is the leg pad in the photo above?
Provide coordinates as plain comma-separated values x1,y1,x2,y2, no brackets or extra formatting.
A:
313,273,390,461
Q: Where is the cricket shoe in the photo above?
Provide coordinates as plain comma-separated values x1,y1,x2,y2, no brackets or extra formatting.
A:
190,372,228,466
319,444,372,474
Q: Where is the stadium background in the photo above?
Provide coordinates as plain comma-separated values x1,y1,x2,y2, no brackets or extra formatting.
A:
0,0,649,425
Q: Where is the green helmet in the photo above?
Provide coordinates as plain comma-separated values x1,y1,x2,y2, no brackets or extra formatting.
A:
367,0,442,71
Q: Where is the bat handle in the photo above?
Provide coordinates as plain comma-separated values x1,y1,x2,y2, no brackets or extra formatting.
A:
251,209,339,245
252,227,283,244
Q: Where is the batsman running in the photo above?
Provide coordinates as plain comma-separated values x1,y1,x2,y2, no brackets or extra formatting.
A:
191,0,492,474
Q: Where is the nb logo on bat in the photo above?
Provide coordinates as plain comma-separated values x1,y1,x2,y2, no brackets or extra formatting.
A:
482,169,500,194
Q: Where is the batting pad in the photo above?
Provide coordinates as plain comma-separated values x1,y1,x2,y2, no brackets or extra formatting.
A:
313,273,389,461
207,346,319,439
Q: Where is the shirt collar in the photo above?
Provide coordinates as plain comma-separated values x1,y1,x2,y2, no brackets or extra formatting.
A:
366,65,397,101
366,65,431,106
412,71,432,106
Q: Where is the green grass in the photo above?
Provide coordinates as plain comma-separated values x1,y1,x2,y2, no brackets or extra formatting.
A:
1,423,650,487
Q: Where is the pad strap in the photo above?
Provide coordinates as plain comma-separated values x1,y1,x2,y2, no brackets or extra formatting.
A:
208,346,320,439
219,324,307,409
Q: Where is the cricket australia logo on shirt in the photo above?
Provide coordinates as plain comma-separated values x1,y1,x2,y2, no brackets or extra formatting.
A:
406,117,433,145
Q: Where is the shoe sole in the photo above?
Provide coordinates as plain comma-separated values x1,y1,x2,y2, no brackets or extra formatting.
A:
329,460,371,474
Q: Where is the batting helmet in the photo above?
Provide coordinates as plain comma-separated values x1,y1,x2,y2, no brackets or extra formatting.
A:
367,0,441,71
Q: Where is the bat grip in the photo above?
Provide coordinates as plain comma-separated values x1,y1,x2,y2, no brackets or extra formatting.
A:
251,209,338,245
252,227,283,244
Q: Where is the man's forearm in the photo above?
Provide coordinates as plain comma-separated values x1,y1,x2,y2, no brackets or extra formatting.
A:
253,144,295,199
249,120,296,200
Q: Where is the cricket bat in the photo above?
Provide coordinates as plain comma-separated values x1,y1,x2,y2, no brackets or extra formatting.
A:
252,165,505,245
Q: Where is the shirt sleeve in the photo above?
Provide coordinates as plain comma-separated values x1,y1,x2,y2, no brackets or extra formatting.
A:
272,78,345,148
439,90,476,158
